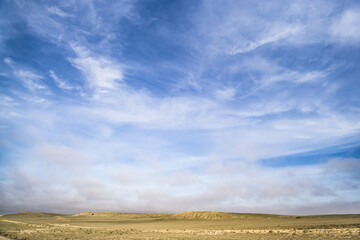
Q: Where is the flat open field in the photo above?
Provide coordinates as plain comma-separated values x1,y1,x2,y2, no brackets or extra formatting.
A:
0,211,359,239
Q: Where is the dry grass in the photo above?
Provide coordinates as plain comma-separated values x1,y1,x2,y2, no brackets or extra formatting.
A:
0,211,359,239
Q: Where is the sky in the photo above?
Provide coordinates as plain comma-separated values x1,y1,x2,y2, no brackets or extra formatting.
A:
0,0,360,215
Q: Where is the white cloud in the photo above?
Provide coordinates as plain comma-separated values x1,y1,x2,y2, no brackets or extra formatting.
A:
331,8,360,43
46,6,72,18
191,0,336,59
3,57,48,92
256,69,326,88
215,87,236,101
49,70,73,90
68,44,124,90
15,70,47,91
3,57,14,66
12,0,138,53
295,71,326,83
229,24,303,54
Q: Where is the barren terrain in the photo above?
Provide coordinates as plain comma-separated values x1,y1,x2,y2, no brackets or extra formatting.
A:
0,211,359,239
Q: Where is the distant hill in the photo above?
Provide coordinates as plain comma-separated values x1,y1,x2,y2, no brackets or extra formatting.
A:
2,211,359,220
4,212,60,217
74,211,169,218
170,211,282,220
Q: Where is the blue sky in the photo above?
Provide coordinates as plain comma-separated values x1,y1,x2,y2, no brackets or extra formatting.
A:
1,0,360,215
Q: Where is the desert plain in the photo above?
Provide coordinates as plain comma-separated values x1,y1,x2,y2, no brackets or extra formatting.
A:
0,211,359,239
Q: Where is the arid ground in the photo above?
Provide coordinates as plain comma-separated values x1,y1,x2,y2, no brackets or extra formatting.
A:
0,211,359,239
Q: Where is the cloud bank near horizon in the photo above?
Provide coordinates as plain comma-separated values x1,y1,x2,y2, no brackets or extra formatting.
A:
1,0,360,215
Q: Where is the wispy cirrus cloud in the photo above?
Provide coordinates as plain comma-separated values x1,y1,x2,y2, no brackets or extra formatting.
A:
49,70,74,90
229,24,304,55
4,58,48,92
46,6,72,18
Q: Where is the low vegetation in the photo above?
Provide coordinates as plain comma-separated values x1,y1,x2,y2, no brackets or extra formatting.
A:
0,211,359,239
